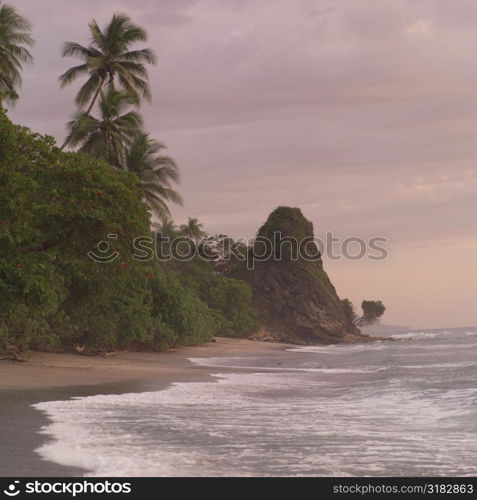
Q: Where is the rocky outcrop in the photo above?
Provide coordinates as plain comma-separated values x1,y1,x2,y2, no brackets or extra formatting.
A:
240,207,364,345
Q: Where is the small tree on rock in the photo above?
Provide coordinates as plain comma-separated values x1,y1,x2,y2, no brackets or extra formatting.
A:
341,299,385,328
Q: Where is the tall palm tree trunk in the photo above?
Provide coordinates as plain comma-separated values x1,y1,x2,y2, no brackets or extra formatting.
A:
85,78,105,115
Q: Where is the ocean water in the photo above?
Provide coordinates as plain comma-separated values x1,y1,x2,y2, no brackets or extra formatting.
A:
33,328,477,476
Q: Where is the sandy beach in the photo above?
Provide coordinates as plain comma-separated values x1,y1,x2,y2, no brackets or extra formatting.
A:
0,338,289,476
0,337,289,391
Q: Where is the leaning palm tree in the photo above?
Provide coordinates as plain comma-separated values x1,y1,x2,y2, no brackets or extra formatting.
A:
65,86,142,165
59,14,156,116
180,217,207,244
124,132,183,219
0,2,34,107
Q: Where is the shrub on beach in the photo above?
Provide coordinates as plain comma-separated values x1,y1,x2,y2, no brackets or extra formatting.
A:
148,262,220,348
170,258,259,338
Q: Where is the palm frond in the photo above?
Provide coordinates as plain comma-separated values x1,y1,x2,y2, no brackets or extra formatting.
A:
58,63,89,87
75,73,101,107
116,69,151,101
119,48,157,65
61,41,92,59
143,192,173,219
112,60,149,78
0,3,34,105
0,4,32,32
88,19,105,51
59,12,155,113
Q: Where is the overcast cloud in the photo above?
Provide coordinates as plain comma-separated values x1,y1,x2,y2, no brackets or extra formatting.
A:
7,0,477,329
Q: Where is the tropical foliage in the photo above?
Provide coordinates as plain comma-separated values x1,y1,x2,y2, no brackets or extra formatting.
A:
124,133,183,219
59,13,156,115
153,217,179,238
341,298,386,328
180,217,207,244
0,110,150,349
0,2,34,106
58,13,183,220
0,111,258,351
0,7,259,353
175,259,259,337
65,86,142,165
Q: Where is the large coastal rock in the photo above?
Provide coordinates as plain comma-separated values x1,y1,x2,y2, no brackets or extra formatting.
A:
242,207,360,344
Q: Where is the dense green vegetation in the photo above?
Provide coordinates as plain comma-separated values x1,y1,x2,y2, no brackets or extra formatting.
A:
0,4,384,353
0,112,258,351
0,4,259,353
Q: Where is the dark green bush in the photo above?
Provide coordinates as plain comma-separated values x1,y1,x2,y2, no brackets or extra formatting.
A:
0,112,259,351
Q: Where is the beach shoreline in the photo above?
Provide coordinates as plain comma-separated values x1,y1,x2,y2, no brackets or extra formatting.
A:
0,338,290,477
0,337,290,391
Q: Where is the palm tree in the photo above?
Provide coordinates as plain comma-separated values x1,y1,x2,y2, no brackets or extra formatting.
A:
65,86,142,165
180,217,207,244
153,218,179,239
59,14,156,116
124,132,183,219
0,2,34,107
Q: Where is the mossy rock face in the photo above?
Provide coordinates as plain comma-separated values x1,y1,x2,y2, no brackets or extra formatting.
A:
243,207,358,344
257,206,313,242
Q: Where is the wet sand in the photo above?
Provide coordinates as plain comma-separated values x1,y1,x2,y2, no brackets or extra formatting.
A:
0,338,288,476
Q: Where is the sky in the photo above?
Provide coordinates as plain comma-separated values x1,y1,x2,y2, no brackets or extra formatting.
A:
7,0,477,329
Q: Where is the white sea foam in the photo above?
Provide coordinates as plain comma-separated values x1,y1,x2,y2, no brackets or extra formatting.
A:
399,342,477,350
391,329,476,341
33,373,477,476
400,362,476,370
287,343,388,354
188,357,385,374
31,328,477,477
391,332,438,340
